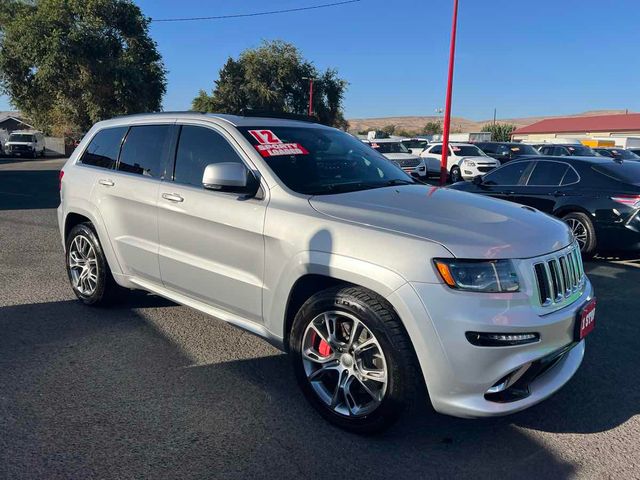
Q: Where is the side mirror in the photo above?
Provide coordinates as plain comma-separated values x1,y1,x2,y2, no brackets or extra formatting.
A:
472,175,484,186
202,162,257,195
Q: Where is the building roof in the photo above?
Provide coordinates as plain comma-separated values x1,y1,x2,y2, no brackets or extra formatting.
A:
0,111,34,129
512,113,640,135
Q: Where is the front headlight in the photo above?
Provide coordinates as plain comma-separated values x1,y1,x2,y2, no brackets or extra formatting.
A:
434,259,520,292
464,160,476,166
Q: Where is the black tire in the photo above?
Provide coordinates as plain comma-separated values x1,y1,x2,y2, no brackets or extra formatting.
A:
32,149,37,159
290,285,421,434
65,223,119,306
562,211,596,258
449,165,462,183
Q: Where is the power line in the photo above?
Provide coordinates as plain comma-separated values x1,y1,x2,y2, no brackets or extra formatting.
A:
150,0,362,23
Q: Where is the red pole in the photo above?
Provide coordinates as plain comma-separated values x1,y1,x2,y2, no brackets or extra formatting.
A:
308,78,314,117
440,0,459,186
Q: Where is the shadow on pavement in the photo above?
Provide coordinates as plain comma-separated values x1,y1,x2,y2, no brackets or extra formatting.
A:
0,170,60,210
0,297,580,480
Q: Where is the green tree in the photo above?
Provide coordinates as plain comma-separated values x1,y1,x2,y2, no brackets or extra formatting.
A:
381,124,396,136
481,123,516,142
422,121,442,135
0,0,166,136
193,40,349,129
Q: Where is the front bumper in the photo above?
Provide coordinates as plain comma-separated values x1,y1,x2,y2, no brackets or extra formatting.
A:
387,277,593,418
461,163,499,180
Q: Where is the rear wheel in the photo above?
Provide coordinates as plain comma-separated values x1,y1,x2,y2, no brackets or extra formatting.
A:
290,286,421,434
449,165,462,183
562,212,596,257
65,223,118,305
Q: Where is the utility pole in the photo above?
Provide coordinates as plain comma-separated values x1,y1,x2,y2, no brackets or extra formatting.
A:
493,108,497,126
302,76,316,117
440,0,459,186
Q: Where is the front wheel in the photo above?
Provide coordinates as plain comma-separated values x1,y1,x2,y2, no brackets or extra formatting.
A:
290,286,421,434
562,212,596,257
449,165,462,183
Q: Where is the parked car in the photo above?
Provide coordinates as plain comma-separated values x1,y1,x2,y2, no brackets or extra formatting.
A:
58,113,594,433
366,139,427,178
0,129,9,156
450,156,640,256
420,142,500,182
4,130,46,158
401,137,429,155
592,147,640,160
538,144,598,157
475,142,540,164
628,148,640,157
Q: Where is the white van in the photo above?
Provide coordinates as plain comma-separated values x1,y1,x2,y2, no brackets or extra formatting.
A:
5,130,46,158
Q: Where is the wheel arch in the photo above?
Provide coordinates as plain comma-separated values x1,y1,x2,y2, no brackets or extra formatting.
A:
553,204,594,219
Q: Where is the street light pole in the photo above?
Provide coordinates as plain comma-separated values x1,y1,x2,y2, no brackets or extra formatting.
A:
302,76,315,117
440,0,459,186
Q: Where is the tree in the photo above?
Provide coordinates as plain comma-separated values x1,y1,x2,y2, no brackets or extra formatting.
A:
0,0,166,136
422,121,442,135
381,124,396,136
193,40,349,129
481,123,516,142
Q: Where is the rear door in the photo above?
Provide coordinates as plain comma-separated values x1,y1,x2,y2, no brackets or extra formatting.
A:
156,123,267,324
511,160,574,213
92,123,175,284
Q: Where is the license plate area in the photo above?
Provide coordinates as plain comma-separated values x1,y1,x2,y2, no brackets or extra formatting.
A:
574,298,596,341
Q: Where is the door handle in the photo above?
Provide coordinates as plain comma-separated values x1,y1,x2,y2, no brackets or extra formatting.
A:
162,193,184,203
98,179,115,187
551,190,566,197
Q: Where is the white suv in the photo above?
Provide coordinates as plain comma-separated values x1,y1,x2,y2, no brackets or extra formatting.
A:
58,113,595,433
421,142,499,182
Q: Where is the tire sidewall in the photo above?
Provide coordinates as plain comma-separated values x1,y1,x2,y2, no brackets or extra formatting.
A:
450,165,461,183
563,212,596,256
290,288,409,433
65,224,109,305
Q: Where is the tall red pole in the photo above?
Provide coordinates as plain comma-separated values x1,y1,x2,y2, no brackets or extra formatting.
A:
308,78,314,117
440,0,459,186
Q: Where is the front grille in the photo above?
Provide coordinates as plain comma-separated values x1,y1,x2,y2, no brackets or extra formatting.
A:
10,145,32,152
477,166,496,173
533,243,584,307
397,158,420,168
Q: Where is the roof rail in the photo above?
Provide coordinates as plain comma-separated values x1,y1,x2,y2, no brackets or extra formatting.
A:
112,111,208,119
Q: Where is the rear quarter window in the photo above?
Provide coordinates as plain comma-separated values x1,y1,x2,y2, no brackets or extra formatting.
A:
80,127,128,169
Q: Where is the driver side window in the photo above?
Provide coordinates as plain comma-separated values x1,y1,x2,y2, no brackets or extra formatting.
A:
430,145,442,155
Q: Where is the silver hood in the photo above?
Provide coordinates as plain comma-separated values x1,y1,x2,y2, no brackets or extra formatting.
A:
309,185,573,259
382,153,421,161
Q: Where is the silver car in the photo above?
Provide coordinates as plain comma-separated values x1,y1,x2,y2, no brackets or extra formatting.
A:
58,113,596,433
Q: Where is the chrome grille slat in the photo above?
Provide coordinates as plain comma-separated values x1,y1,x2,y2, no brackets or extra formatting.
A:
533,243,585,308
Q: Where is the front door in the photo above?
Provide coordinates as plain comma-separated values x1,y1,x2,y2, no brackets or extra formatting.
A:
157,124,267,324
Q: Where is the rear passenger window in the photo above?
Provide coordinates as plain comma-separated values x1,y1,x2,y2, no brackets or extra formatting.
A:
173,126,244,187
526,161,568,186
118,125,172,178
80,127,127,169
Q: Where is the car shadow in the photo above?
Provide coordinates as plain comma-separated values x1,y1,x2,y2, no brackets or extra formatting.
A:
0,298,578,479
0,169,60,210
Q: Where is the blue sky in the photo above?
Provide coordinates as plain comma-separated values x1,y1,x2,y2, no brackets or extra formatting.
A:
1,0,639,120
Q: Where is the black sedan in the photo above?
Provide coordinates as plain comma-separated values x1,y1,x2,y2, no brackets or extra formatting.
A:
450,156,640,256
592,147,640,160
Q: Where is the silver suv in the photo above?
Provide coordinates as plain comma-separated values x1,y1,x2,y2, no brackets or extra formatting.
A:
58,113,596,433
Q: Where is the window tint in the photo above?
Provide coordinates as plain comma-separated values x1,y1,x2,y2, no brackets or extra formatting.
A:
594,162,640,185
80,127,127,169
561,167,579,185
174,126,244,187
539,146,552,155
118,125,172,177
526,161,569,186
483,161,531,185
430,145,442,155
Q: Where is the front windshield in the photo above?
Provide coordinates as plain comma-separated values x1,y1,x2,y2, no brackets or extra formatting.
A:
372,142,409,154
566,145,597,156
608,149,639,160
497,144,539,156
451,145,486,157
239,126,415,195
402,140,428,149
9,134,34,142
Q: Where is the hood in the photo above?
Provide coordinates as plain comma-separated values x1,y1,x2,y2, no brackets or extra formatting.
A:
382,153,421,161
309,185,573,259
459,156,499,163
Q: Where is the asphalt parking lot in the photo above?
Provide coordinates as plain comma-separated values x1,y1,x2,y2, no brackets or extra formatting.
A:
1,157,639,479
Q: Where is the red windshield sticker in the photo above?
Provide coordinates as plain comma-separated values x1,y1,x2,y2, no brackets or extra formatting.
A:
248,129,283,145
452,146,461,152
370,143,380,149
255,143,309,157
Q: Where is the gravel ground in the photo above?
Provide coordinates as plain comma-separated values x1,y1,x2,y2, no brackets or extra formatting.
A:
0,157,638,479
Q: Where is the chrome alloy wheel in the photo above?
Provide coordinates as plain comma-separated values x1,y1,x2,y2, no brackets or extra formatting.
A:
301,311,388,417
68,235,98,296
565,218,588,250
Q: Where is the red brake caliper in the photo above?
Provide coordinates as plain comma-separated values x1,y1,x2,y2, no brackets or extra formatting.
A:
311,331,332,357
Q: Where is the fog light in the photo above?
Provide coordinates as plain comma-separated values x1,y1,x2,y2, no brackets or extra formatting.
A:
466,332,539,347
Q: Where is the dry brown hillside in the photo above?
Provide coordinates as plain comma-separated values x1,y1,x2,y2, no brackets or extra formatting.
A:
347,110,631,135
